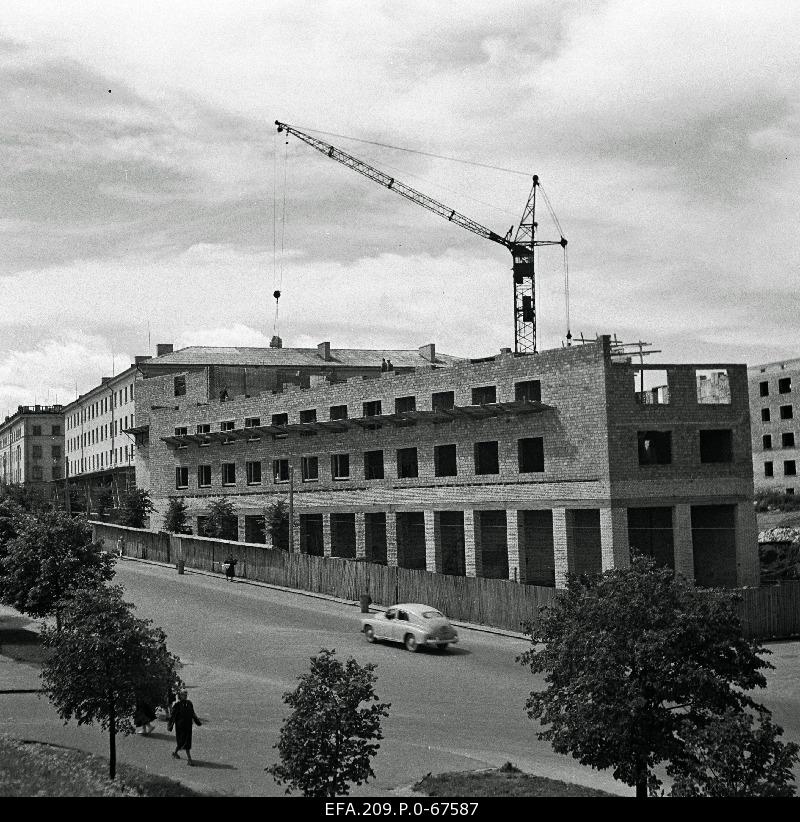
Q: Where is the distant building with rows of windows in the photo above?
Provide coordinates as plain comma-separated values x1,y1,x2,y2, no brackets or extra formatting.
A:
65,340,450,512
0,405,64,494
749,357,800,494
133,335,759,589
63,358,147,508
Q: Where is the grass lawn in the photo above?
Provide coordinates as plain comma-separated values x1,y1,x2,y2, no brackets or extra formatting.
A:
0,733,204,797
414,763,617,797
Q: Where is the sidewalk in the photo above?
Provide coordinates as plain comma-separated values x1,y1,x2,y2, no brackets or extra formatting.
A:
0,607,44,693
0,654,41,693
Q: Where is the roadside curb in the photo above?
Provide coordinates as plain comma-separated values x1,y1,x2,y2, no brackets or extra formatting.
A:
118,555,530,641
0,689,42,695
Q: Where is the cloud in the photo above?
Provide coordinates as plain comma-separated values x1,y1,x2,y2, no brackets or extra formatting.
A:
0,332,132,417
1,1,800,415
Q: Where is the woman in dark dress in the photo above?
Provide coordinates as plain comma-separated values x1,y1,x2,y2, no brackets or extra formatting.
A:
134,699,156,735
223,556,237,582
168,690,202,765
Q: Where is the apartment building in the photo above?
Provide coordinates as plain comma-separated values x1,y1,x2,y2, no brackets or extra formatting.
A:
68,340,454,510
749,357,800,494
0,405,65,493
134,336,759,589
63,361,144,507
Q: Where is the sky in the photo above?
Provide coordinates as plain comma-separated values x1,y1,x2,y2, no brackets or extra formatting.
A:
1,0,799,415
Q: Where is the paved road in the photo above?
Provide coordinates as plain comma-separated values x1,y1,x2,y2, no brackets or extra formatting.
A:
2,559,799,797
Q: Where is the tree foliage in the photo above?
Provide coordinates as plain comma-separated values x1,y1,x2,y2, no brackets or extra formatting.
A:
519,556,775,797
669,708,799,797
93,487,114,520
41,584,182,779
202,497,237,540
264,498,297,550
0,485,47,549
0,511,115,625
163,496,191,534
119,488,154,529
0,483,46,513
267,648,390,797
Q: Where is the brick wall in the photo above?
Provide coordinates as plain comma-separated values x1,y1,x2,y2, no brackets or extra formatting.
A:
748,360,800,493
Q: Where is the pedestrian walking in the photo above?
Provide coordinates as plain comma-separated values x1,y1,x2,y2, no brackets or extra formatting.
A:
222,555,237,582
380,358,387,372
158,687,177,721
168,690,202,765
134,699,157,735
386,358,394,372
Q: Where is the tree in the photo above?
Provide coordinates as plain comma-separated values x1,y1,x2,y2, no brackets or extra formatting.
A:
119,488,154,528
202,497,237,540
518,555,773,798
41,585,182,779
0,483,46,513
266,648,390,796
92,487,114,521
0,511,115,629
0,485,48,550
669,708,799,797
163,497,191,534
264,497,297,550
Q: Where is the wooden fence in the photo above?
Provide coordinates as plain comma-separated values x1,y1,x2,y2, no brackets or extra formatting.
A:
91,523,800,640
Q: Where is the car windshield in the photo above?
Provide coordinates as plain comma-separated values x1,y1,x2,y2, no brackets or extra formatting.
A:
422,610,444,619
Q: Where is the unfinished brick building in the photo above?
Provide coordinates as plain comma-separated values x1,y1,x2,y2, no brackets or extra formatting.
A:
133,336,759,588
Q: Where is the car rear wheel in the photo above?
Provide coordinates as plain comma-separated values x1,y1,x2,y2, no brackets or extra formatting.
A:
404,633,419,652
364,625,376,643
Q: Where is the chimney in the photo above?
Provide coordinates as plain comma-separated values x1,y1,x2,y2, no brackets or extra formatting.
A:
134,355,151,365
156,343,174,357
270,335,283,349
317,341,331,361
418,343,436,363
101,377,111,384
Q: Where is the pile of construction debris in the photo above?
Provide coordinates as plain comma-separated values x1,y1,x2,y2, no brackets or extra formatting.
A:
759,527,800,545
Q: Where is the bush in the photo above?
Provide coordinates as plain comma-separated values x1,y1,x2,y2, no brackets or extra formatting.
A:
162,497,191,534
264,498,297,550
202,498,237,540
119,489,154,529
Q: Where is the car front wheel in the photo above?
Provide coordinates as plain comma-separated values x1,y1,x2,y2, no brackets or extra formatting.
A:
404,633,419,652
364,625,376,643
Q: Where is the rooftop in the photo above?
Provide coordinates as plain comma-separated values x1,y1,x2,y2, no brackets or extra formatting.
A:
144,345,460,370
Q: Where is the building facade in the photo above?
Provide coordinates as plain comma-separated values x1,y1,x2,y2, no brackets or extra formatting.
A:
135,336,758,589
0,405,65,494
63,362,144,509
67,340,454,513
749,357,800,494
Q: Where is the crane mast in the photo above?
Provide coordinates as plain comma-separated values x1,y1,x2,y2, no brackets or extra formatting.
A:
275,120,566,354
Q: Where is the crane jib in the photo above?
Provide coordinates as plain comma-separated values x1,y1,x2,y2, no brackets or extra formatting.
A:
274,120,567,355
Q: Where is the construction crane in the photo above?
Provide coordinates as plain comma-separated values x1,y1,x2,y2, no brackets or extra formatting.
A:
275,120,567,354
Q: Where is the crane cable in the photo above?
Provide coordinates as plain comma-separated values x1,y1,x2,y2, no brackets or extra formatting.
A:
539,182,571,341
272,132,289,335
287,124,533,178
272,131,278,332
